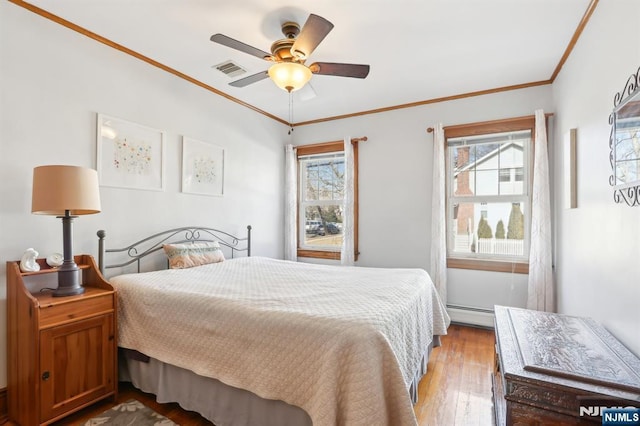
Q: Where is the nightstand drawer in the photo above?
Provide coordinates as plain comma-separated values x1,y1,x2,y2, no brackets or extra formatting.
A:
39,292,114,329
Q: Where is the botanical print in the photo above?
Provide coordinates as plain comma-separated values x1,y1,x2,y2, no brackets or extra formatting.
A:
113,138,153,175
182,136,224,196
97,113,165,191
193,156,216,183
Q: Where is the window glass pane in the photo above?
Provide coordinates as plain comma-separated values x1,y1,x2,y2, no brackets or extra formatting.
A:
616,158,640,183
474,143,501,171
449,131,529,197
451,201,526,257
515,168,524,181
301,155,344,201
498,140,525,195
475,169,499,195
451,146,475,196
614,117,640,185
499,167,526,194
305,165,319,200
303,205,343,248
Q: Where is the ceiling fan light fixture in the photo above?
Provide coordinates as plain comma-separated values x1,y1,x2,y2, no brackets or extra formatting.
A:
268,62,312,92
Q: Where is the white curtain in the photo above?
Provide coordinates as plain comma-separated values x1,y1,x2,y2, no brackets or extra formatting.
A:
284,144,297,261
341,137,355,266
430,123,447,304
527,109,554,311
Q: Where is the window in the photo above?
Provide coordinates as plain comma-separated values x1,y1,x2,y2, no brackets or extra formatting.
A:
296,140,359,260
445,116,535,273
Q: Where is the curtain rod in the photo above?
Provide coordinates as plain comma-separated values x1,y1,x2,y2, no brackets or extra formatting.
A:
426,112,554,135
291,136,368,151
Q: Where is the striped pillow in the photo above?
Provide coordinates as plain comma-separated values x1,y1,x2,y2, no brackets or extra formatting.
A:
163,241,225,269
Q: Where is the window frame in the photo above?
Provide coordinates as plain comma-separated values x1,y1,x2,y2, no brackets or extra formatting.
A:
296,140,359,261
444,115,537,274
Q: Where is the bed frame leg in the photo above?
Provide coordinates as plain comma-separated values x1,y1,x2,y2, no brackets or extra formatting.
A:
247,225,252,257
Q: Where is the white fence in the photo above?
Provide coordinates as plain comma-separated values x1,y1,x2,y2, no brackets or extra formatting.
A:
477,238,524,256
454,235,524,256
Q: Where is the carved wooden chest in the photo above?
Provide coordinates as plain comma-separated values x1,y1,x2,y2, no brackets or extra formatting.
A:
492,305,640,425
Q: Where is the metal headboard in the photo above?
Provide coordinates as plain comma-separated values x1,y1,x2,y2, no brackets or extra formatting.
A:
97,225,252,275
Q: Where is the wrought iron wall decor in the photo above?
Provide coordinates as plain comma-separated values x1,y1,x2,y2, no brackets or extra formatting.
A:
609,66,640,206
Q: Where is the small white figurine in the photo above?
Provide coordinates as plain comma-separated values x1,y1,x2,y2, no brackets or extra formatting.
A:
46,253,64,268
20,248,40,272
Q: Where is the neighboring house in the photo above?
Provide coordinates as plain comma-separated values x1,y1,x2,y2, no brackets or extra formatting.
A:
452,141,525,256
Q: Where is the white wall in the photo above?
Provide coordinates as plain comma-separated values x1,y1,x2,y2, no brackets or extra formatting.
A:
551,0,640,356
292,86,554,315
0,2,288,388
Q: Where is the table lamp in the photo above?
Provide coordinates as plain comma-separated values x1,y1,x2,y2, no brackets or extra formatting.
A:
31,165,101,297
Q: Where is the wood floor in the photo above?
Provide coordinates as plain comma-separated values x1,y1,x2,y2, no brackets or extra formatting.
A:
49,324,496,426
414,324,496,426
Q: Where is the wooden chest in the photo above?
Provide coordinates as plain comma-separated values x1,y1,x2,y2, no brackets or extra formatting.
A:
492,305,640,425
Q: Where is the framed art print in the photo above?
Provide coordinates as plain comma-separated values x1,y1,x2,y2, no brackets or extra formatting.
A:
182,137,224,196
97,113,166,191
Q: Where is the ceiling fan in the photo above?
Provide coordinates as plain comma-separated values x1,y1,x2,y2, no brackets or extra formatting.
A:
210,14,370,93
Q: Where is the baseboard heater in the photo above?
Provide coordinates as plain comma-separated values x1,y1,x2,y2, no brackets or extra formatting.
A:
446,304,495,328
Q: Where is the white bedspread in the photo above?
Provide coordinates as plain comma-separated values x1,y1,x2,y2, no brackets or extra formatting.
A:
111,256,450,426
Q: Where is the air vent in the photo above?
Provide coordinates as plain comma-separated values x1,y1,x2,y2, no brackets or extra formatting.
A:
213,60,247,78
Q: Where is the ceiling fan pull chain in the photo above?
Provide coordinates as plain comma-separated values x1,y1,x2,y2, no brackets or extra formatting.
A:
288,91,294,135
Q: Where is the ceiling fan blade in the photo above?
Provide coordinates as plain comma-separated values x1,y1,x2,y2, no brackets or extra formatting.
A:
229,71,269,88
309,62,370,79
291,14,334,60
297,82,317,101
210,34,272,60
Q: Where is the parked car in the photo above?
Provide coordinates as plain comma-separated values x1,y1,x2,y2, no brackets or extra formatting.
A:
306,220,341,236
325,223,341,234
305,220,323,235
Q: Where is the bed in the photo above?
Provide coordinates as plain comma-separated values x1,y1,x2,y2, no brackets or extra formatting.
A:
98,225,450,426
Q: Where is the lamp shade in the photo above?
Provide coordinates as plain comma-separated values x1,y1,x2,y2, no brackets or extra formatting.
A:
268,62,312,92
32,165,101,216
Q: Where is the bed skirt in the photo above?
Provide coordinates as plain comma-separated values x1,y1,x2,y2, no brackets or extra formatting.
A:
119,338,439,426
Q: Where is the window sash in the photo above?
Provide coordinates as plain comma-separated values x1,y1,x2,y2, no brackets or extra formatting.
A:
447,130,531,146
298,151,345,252
447,195,531,261
445,118,534,264
299,154,345,203
447,133,530,199
299,203,344,251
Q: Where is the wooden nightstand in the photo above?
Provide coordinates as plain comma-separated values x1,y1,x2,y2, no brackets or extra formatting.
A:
6,254,117,426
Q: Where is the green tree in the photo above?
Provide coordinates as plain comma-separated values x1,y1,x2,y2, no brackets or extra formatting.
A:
477,217,493,239
507,204,524,239
495,220,506,239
